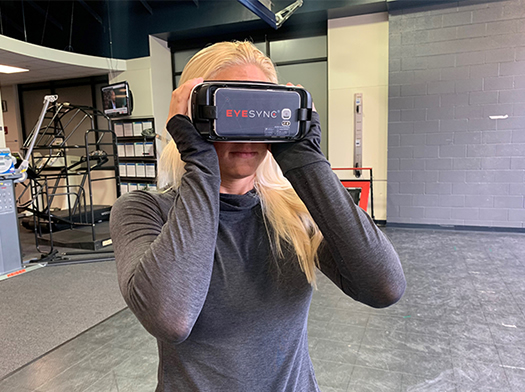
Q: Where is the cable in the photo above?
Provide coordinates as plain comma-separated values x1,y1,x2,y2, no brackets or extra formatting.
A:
18,95,58,176
0,2,4,35
41,0,50,46
66,1,75,51
22,0,27,42
106,0,116,80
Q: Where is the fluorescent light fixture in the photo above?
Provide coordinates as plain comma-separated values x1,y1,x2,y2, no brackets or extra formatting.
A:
489,115,509,120
0,64,29,74
239,0,276,28
238,0,303,29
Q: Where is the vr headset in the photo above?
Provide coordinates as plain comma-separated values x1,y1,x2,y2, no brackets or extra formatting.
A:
188,81,312,142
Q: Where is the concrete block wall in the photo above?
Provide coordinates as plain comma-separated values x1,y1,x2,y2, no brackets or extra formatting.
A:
388,0,525,228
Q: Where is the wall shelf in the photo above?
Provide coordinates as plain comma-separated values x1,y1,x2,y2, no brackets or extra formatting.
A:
114,117,158,193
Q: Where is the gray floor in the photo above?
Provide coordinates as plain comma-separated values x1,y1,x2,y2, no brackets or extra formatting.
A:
1,227,525,392
0,260,126,379
0,225,125,379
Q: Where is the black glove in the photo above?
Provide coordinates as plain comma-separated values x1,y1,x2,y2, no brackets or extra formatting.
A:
271,111,326,175
166,115,216,162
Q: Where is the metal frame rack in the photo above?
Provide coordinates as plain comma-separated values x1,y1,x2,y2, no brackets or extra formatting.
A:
21,102,120,255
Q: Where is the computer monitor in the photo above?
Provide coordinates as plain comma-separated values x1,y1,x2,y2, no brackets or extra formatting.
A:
101,81,133,117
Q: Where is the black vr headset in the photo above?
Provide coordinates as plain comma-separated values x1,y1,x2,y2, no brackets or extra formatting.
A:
188,81,313,142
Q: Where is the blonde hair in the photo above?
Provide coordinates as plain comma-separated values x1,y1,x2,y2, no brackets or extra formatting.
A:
159,41,323,284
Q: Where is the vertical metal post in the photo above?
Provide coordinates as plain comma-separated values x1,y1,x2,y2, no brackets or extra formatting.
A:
85,131,96,243
62,143,74,229
111,120,122,198
369,168,375,220
354,93,363,178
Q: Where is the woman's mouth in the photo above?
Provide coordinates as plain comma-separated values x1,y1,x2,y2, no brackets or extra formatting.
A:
231,152,257,158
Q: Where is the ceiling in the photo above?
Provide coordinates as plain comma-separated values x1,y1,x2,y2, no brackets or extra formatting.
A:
0,0,497,87
0,47,121,86
0,0,110,55
0,0,130,87
0,0,204,61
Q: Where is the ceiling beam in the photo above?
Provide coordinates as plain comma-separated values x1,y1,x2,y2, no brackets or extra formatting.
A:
140,0,153,15
77,0,103,25
27,0,63,31
3,15,24,35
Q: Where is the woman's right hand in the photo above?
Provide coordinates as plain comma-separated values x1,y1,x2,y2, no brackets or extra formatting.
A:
164,77,216,159
166,77,203,124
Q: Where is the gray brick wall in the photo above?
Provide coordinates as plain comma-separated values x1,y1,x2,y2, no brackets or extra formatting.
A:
388,0,525,228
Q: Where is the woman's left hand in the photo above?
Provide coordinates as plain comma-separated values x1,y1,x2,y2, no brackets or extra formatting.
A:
270,83,323,163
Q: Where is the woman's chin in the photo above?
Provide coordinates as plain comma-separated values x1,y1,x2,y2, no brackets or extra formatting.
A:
227,170,257,181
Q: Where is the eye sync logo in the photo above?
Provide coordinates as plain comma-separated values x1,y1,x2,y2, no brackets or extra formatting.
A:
226,109,278,119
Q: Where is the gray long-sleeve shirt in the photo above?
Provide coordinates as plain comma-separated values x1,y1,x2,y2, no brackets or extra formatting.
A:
110,113,405,392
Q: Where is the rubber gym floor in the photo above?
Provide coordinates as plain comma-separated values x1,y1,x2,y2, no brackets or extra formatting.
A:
1,227,524,391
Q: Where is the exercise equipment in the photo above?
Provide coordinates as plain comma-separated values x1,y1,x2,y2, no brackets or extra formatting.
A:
12,95,120,268
19,98,120,255
20,150,111,233
0,172,24,275
0,95,59,277
0,169,47,279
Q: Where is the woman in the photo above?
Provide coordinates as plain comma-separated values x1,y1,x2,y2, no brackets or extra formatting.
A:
110,41,406,392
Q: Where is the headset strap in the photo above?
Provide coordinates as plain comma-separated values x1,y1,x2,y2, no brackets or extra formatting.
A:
298,108,312,122
199,105,217,120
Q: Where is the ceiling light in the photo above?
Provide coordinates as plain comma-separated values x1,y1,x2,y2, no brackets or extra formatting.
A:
238,0,303,29
0,65,29,74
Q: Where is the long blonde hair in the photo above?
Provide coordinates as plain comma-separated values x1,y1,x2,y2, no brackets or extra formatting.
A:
158,41,323,284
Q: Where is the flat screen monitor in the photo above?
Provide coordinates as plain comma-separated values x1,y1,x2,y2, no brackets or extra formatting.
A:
101,81,133,117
